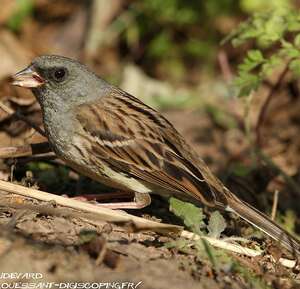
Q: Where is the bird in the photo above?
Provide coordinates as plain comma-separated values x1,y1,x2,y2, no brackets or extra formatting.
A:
12,55,300,256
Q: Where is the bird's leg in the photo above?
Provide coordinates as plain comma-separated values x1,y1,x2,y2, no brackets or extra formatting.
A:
68,192,151,209
71,191,133,201
95,192,151,209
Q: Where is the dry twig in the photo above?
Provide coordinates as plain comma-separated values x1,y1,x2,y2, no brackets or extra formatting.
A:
181,230,297,269
0,180,181,233
255,63,290,147
271,190,279,221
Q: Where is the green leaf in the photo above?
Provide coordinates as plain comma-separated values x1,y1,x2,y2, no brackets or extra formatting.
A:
261,54,283,76
281,46,300,58
289,59,300,76
196,239,217,267
238,50,266,73
227,10,300,49
207,211,227,239
248,50,264,62
294,33,300,47
234,72,262,97
164,239,191,254
169,197,205,234
287,11,300,31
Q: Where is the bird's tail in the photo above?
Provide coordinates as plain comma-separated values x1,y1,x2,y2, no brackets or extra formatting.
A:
226,193,300,257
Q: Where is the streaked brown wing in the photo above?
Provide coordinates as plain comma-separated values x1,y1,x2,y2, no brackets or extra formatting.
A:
76,88,228,208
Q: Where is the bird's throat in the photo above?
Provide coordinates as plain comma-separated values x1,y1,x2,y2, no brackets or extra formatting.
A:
41,102,77,156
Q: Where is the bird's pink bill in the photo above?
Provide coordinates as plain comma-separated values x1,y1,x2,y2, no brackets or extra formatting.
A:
12,66,45,88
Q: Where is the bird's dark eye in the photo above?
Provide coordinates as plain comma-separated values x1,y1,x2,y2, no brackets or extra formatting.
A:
52,68,67,82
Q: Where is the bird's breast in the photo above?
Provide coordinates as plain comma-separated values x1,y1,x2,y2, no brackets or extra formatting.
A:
41,107,77,156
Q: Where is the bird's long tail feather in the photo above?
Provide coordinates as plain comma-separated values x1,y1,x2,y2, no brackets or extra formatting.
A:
226,196,300,257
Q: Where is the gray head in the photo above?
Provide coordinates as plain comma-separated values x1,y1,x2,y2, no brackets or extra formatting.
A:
12,55,109,110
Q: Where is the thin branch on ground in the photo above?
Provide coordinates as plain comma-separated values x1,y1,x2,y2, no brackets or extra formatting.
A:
181,230,262,257
0,180,181,233
181,230,297,269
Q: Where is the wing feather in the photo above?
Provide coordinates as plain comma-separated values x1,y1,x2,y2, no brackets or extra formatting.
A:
76,88,227,207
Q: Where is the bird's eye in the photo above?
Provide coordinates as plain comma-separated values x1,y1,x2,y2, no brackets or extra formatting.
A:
52,68,67,82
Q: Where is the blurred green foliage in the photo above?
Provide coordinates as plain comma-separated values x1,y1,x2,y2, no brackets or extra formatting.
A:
240,0,292,13
278,210,297,235
225,4,300,97
121,0,240,79
119,0,297,80
7,0,34,32
7,0,299,83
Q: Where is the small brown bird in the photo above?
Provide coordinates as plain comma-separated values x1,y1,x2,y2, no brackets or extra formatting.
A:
12,55,300,256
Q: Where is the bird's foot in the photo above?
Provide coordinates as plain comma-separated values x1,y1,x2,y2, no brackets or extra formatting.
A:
63,192,151,209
